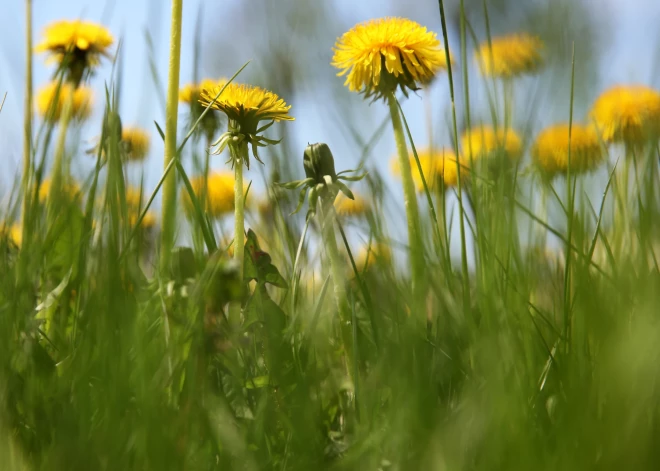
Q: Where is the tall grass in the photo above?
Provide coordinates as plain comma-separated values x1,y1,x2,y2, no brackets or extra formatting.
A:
2,1,660,470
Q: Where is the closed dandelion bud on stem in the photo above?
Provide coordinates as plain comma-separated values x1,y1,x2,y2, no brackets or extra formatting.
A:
532,123,603,178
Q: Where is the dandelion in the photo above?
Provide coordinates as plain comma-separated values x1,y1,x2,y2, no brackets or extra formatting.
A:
332,18,447,292
475,33,543,78
332,17,450,99
355,242,392,271
461,125,523,162
183,172,237,218
124,187,157,230
2,224,23,248
199,82,293,317
35,19,114,85
36,82,93,122
38,178,81,203
335,193,370,217
199,82,293,166
532,123,603,178
121,127,151,161
590,85,660,146
391,148,463,192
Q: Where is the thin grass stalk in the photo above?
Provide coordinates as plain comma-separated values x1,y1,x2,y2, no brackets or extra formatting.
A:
562,43,576,353
438,0,471,313
160,0,183,271
386,92,423,294
20,0,33,243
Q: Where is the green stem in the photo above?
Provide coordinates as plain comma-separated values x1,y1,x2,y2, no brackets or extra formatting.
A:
228,145,246,328
47,90,74,220
319,198,348,318
21,0,33,229
160,0,183,272
386,92,423,292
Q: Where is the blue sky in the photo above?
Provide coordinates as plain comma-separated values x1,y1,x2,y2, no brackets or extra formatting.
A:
1,0,659,257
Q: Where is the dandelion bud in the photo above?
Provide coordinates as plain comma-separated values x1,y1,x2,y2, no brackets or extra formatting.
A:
303,143,338,184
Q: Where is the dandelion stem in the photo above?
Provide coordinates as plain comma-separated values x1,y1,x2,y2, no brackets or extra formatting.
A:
47,91,74,219
228,143,247,328
386,92,423,296
160,0,183,271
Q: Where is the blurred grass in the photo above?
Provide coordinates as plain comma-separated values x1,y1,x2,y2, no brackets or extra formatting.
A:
2,0,660,470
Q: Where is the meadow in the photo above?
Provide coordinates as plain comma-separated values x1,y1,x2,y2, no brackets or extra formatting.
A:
2,0,660,469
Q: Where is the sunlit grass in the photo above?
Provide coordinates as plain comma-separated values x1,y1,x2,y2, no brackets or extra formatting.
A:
2,0,660,470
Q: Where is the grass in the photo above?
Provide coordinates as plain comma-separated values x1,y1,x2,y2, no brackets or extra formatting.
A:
2,1,660,470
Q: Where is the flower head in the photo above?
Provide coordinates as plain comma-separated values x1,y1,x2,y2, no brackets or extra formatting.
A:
391,148,463,192
475,33,543,78
532,123,603,178
335,192,370,217
35,20,114,85
38,178,81,203
184,172,237,218
461,125,523,161
2,223,22,248
590,85,660,146
332,17,450,99
199,82,293,167
121,127,150,161
36,82,93,121
124,186,157,229
355,242,392,271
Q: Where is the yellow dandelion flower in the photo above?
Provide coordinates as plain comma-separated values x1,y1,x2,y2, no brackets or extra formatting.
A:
199,82,293,131
121,127,150,161
129,211,157,230
36,82,93,121
125,186,144,209
2,224,23,248
532,123,603,177
461,125,523,161
184,171,237,218
391,148,463,192
590,85,660,145
332,17,450,98
335,193,370,217
38,178,81,202
355,242,392,271
35,20,114,84
475,33,543,78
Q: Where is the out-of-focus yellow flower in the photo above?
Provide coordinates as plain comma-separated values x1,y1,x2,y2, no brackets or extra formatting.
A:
335,193,370,217
590,85,660,146
124,187,157,229
532,123,603,177
179,79,223,104
36,82,93,121
461,125,523,161
332,17,450,98
35,20,114,84
38,178,81,203
184,172,237,218
2,224,23,248
121,127,150,161
475,33,543,78
391,148,463,192
355,242,392,271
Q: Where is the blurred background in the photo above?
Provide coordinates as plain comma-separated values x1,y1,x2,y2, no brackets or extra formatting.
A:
1,0,659,249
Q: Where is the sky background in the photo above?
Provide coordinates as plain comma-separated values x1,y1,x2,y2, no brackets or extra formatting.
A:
1,0,660,257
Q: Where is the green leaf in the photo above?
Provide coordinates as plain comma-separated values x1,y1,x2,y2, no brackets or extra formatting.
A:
244,375,270,389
